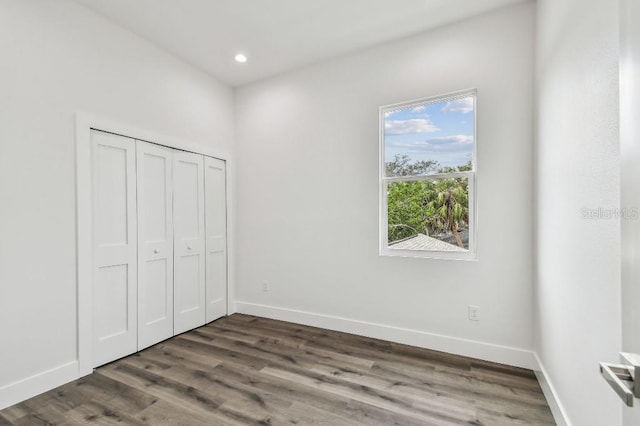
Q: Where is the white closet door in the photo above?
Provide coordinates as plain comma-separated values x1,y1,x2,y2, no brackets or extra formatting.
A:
136,141,174,350
91,130,138,366
173,151,206,334
205,157,227,322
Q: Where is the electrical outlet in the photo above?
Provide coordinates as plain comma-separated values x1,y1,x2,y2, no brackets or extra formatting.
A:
468,305,480,321
262,280,269,292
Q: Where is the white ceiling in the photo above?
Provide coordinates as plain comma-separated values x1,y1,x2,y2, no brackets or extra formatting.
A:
74,0,528,87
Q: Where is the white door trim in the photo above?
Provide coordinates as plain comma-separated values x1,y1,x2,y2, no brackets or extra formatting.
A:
75,112,235,377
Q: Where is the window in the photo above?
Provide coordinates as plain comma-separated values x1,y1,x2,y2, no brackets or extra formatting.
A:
379,90,477,260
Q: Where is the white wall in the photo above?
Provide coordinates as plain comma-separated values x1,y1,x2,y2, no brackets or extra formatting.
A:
620,0,640,423
235,3,536,366
0,0,234,406
535,0,622,424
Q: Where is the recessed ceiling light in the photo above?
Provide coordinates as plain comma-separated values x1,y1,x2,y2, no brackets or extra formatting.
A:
234,53,247,63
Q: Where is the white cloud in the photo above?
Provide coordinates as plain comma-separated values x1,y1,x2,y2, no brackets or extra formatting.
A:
441,97,474,114
388,135,473,152
384,118,439,135
411,105,426,113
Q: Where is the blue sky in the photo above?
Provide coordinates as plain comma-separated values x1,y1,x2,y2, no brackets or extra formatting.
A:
384,96,475,172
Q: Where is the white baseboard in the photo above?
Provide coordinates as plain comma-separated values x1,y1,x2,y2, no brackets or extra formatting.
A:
0,361,79,411
533,353,571,426
235,301,538,369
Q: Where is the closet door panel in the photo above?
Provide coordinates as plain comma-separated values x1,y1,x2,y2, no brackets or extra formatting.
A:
173,151,206,334
91,130,138,367
205,157,227,322
136,141,174,350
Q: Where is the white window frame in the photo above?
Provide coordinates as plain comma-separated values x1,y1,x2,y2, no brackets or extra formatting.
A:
379,89,478,260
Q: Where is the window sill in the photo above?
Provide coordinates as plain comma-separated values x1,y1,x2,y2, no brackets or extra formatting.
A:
379,247,478,261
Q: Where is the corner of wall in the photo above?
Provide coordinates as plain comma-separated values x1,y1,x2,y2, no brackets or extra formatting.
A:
533,353,571,426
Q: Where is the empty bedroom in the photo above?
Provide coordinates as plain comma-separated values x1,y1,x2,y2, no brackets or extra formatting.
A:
1,0,639,425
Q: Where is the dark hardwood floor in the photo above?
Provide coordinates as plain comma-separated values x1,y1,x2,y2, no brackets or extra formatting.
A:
0,314,555,425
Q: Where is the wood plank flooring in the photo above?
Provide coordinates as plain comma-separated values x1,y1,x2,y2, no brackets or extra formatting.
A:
0,314,555,425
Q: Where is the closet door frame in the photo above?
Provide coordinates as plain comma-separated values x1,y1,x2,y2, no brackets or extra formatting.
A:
76,113,234,377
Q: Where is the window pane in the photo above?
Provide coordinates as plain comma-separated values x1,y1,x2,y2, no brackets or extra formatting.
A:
384,95,475,177
387,178,470,251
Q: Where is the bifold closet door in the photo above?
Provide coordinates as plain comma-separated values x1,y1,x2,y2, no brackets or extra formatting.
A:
173,151,206,334
136,141,174,350
91,130,138,367
205,157,227,322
